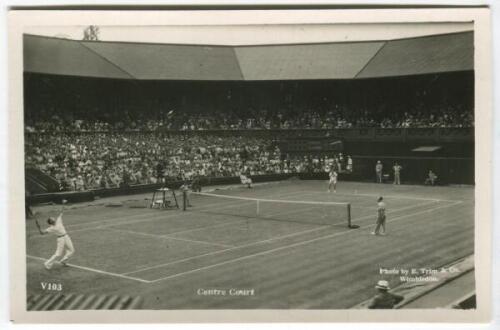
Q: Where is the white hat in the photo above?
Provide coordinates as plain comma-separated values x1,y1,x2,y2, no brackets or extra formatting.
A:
375,280,390,290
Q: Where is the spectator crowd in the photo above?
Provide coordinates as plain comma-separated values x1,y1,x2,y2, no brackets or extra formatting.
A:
25,133,348,190
24,104,473,133
25,132,353,192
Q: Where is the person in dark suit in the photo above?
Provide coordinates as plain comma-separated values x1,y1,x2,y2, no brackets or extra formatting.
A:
368,280,404,309
375,160,383,183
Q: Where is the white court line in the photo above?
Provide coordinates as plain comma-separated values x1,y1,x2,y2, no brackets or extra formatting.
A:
27,211,181,238
27,255,151,283
147,200,462,283
303,190,462,203
105,227,235,248
163,236,234,248
123,199,438,276
165,220,243,236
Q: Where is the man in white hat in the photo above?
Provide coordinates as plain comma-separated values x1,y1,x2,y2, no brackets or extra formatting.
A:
368,280,404,309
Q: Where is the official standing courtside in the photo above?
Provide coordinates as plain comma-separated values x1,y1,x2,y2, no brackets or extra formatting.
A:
393,162,402,185
375,160,383,183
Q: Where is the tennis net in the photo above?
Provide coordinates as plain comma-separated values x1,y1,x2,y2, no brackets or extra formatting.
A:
183,191,355,227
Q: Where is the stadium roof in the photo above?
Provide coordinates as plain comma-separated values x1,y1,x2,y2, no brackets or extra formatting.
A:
24,31,473,81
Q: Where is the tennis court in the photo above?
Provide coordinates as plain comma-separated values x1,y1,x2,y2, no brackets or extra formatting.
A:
26,180,474,309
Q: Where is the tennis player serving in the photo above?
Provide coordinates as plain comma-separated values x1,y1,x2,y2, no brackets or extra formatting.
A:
35,199,75,269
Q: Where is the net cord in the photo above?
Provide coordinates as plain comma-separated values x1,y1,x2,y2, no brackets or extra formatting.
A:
185,191,352,227
190,191,350,207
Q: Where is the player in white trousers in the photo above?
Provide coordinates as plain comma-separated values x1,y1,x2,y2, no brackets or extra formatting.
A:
372,196,387,236
328,168,338,193
36,199,75,269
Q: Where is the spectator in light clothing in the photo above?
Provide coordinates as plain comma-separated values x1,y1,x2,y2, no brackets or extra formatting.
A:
346,156,353,173
425,170,438,185
338,153,343,172
393,162,402,185
375,161,383,183
368,280,404,309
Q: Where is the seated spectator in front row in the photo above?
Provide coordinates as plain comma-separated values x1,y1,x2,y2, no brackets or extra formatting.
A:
425,170,438,185
368,280,403,309
240,173,252,189
346,155,353,173
191,175,202,192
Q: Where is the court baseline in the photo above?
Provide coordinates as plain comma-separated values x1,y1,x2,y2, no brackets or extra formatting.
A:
26,255,152,283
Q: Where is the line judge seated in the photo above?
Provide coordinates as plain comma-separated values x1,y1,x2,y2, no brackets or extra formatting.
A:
239,169,253,189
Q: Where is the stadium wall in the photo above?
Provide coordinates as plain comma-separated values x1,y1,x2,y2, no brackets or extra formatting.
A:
27,173,296,205
346,156,474,185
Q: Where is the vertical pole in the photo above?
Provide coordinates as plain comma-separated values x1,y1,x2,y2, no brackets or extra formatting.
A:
183,190,187,211
347,203,352,227
172,190,179,209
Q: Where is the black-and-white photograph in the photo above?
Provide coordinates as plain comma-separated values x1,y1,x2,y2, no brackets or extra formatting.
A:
8,8,492,322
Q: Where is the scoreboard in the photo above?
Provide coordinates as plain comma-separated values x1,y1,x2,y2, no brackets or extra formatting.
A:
279,137,344,154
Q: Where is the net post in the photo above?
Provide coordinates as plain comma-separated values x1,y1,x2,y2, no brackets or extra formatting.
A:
347,203,359,228
183,190,187,211
347,203,352,227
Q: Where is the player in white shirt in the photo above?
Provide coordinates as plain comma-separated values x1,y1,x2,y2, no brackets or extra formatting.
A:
36,199,75,269
328,168,338,193
372,196,387,236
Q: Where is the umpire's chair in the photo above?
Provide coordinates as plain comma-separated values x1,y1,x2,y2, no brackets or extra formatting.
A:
150,187,179,209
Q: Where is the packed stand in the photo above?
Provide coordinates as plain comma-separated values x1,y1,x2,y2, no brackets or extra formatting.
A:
25,133,279,191
25,132,352,192
25,104,474,133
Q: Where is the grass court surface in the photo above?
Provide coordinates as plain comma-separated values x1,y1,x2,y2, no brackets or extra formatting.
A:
26,180,474,309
